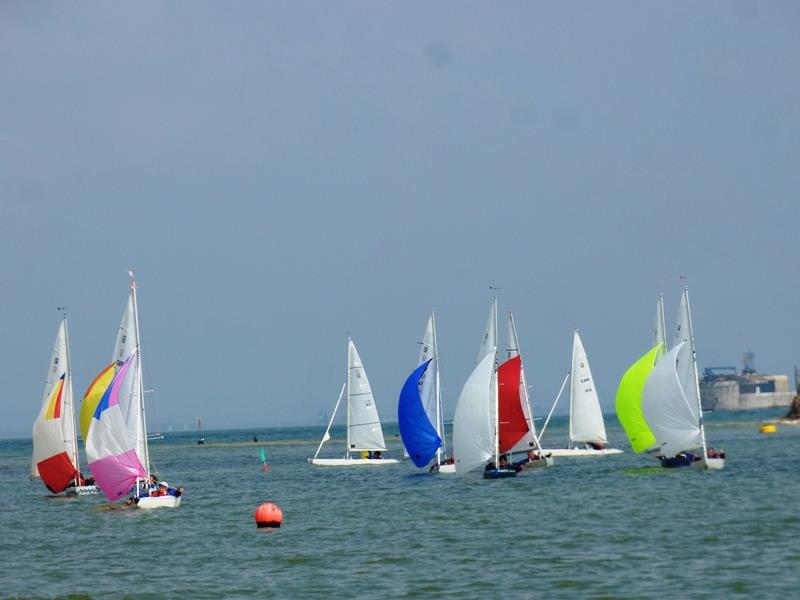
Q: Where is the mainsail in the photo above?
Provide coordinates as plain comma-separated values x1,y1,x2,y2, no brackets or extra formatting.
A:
112,293,148,471
569,331,607,445
347,339,387,452
615,344,661,453
31,319,79,493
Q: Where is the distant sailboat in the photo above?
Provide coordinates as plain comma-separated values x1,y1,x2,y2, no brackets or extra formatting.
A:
453,299,517,478
82,275,183,506
541,331,622,457
31,314,99,495
310,337,399,466
197,416,205,445
399,313,453,473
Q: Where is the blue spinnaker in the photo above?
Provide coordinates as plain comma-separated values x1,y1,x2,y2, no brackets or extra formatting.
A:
398,360,442,468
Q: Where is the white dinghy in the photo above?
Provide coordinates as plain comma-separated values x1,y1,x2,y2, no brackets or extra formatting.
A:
541,331,622,457
310,337,399,466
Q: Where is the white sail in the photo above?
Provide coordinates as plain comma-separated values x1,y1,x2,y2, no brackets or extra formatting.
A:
31,319,78,480
569,331,608,445
347,339,386,451
641,341,703,457
417,315,438,433
505,312,539,453
112,292,147,471
454,351,496,474
673,288,700,411
476,298,497,364
654,292,668,361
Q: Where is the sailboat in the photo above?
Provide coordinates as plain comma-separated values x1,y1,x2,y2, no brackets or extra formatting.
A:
617,287,724,469
197,416,205,445
310,337,399,466
398,313,454,473
31,314,99,495
81,275,183,507
453,299,517,478
643,287,725,469
498,312,552,468
541,331,622,457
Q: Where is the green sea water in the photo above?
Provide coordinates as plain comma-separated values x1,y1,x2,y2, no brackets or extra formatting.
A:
3,410,800,599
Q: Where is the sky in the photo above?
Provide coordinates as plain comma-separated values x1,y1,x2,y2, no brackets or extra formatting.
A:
1,1,798,437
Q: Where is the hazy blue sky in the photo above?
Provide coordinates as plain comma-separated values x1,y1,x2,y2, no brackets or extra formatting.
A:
2,1,798,437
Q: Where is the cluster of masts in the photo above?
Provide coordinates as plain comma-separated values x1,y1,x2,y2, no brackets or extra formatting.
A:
312,285,725,474
31,274,183,507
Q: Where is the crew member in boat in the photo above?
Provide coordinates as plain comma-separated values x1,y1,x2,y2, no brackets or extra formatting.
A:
372,451,382,460
706,447,725,459
498,454,523,472
588,442,606,451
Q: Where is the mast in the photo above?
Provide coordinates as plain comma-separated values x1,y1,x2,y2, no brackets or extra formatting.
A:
431,312,445,464
62,310,80,477
129,272,151,485
346,336,351,460
568,332,576,448
683,286,708,459
491,299,499,466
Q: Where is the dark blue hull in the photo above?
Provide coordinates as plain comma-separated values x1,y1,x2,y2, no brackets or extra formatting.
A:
483,468,518,479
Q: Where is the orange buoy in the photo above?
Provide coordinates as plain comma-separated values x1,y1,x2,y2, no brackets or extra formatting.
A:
254,502,283,528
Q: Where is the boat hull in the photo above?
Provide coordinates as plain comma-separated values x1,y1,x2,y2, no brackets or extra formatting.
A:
309,458,400,467
136,495,182,509
482,468,518,479
65,485,100,496
436,463,456,474
521,457,554,470
543,448,623,457
692,457,725,470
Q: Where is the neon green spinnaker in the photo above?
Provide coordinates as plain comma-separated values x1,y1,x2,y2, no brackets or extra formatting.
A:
260,448,267,463
615,344,662,453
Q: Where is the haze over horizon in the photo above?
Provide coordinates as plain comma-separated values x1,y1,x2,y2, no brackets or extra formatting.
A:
2,2,798,438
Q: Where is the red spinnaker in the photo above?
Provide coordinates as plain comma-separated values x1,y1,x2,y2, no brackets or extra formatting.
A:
37,452,78,494
498,355,529,453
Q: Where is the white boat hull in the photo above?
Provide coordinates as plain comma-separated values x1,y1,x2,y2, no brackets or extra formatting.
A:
692,457,725,470
521,457,554,470
65,485,100,496
136,495,182,509
309,458,400,467
432,463,456,474
543,447,623,457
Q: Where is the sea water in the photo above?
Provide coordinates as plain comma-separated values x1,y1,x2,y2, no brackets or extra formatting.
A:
2,410,800,598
